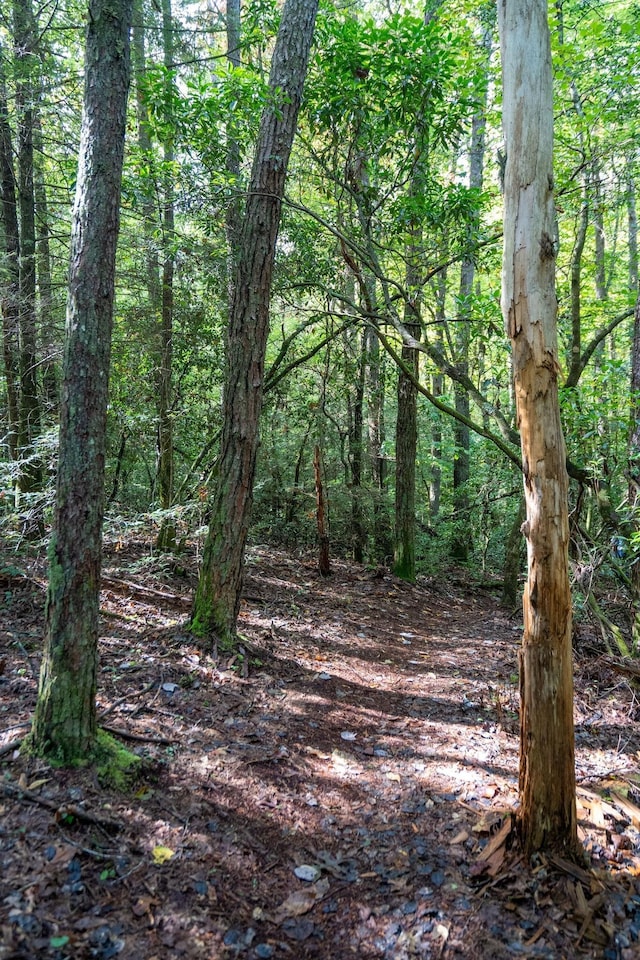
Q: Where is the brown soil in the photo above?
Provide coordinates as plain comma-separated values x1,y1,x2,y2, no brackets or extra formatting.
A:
1,539,639,959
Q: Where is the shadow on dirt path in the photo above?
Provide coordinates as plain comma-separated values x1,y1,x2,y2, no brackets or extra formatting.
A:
1,542,639,958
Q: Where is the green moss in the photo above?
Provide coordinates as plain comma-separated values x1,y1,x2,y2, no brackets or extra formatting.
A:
190,593,237,652
94,729,141,790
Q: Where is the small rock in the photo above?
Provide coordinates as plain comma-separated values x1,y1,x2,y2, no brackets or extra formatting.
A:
254,945,274,959
294,864,321,882
223,929,242,946
281,918,314,941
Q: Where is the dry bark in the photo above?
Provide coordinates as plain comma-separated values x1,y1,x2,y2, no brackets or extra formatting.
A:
30,0,132,763
498,0,577,856
192,0,319,645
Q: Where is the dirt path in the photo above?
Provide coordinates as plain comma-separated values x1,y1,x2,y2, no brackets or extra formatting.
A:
1,543,639,958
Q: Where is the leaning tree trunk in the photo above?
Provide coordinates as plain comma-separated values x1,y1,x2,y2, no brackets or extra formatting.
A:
191,0,319,646
30,0,132,764
498,0,578,856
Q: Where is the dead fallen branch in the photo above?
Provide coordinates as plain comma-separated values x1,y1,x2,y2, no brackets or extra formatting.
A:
101,575,191,609
102,723,176,746
600,656,640,679
0,736,25,759
0,780,121,833
98,679,158,720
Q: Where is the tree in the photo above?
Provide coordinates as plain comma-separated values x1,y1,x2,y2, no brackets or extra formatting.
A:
191,0,319,645
29,0,132,763
13,0,43,497
498,0,578,855
0,43,20,466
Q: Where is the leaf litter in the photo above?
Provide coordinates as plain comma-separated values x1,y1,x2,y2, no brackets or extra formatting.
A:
0,540,640,958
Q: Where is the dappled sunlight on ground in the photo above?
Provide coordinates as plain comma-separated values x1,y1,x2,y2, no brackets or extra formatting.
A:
1,542,640,958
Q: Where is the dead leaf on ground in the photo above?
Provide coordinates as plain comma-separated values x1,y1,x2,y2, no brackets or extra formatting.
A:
272,877,330,924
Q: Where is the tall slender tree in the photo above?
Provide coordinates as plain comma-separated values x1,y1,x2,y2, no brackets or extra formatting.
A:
498,0,578,855
192,0,319,645
29,0,132,763
0,44,20,466
13,0,42,495
155,0,176,550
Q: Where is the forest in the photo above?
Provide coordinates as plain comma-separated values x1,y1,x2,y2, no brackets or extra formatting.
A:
1,0,640,956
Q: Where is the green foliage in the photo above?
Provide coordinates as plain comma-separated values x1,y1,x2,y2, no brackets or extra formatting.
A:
1,0,639,649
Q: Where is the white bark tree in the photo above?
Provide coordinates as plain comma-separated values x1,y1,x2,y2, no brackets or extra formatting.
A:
498,0,578,855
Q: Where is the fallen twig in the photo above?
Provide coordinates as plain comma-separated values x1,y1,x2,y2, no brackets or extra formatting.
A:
601,656,640,679
101,575,191,609
102,723,176,746
0,736,25,759
98,679,158,720
0,780,121,833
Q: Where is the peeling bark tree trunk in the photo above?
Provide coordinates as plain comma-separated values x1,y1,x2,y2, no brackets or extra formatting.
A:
498,0,578,856
30,0,132,764
191,0,318,646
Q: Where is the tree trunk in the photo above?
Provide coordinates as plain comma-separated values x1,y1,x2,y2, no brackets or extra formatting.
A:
628,293,640,654
393,296,419,580
344,313,366,563
30,0,132,764
314,444,331,576
628,165,638,294
0,47,20,464
192,0,319,646
366,323,391,561
591,161,607,302
14,0,42,495
225,0,242,284
156,0,176,551
429,274,447,521
451,23,491,563
498,0,578,856
33,103,58,415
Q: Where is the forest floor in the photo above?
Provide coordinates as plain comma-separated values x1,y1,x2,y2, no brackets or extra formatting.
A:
1,535,640,960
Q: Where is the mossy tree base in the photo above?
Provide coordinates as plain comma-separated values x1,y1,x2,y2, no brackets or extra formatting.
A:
23,727,140,789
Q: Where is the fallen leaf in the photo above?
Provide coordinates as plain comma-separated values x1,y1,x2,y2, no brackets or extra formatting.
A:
27,778,50,791
273,889,318,922
152,845,175,865
450,830,469,845
386,772,401,782
132,896,157,917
